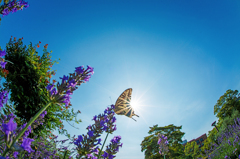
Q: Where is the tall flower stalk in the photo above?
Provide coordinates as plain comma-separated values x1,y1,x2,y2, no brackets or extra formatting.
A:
0,45,124,158
0,0,29,17
0,64,94,157
70,104,122,159
158,133,169,159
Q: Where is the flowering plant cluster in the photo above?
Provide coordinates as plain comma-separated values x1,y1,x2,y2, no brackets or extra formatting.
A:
0,110,47,158
0,50,8,78
157,133,169,159
0,0,29,17
198,117,240,159
0,63,94,157
3,37,73,140
67,104,122,159
102,135,122,159
0,0,125,157
46,65,94,108
0,101,74,159
0,47,124,158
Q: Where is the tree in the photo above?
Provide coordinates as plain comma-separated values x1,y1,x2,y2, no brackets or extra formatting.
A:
184,141,201,159
214,89,240,129
141,124,185,159
1,37,82,141
215,108,240,140
198,127,220,158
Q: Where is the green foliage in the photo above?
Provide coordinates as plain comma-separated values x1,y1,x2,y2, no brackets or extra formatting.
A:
201,115,240,159
1,37,82,142
0,76,24,129
168,142,185,159
196,126,221,159
214,89,240,129
215,108,240,141
184,141,201,158
141,124,185,159
192,89,240,158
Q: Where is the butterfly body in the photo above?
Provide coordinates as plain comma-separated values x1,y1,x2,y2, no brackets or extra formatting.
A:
114,88,139,121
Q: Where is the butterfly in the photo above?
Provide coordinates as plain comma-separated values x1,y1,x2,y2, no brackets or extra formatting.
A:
114,88,139,121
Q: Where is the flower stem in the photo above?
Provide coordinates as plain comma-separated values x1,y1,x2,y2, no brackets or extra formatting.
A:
1,102,52,157
98,132,109,159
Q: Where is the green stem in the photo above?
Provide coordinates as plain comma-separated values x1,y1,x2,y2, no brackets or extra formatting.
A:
98,132,109,159
62,149,68,159
1,102,52,157
164,154,166,159
4,60,14,64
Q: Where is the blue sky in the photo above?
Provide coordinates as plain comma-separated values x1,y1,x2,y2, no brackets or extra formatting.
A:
1,0,240,158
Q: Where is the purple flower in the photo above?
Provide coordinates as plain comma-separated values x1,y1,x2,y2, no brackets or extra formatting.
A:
75,66,84,74
0,50,6,57
13,151,19,158
108,154,115,159
46,84,54,91
0,90,9,109
2,8,10,16
74,135,83,147
86,153,93,158
50,88,58,96
102,151,108,158
87,65,94,75
93,115,97,121
92,146,99,154
96,138,102,145
21,137,34,153
59,75,69,84
84,75,91,82
11,7,18,13
88,130,94,138
112,125,117,131
111,104,115,109
228,140,231,145
0,61,7,69
2,118,17,135
67,79,77,88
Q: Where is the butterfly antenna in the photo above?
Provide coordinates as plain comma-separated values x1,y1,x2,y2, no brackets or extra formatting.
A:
132,117,137,122
109,96,113,104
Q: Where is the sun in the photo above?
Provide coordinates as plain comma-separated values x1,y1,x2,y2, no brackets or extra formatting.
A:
130,99,139,110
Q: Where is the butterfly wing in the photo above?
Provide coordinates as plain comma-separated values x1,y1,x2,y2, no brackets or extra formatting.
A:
114,88,139,120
